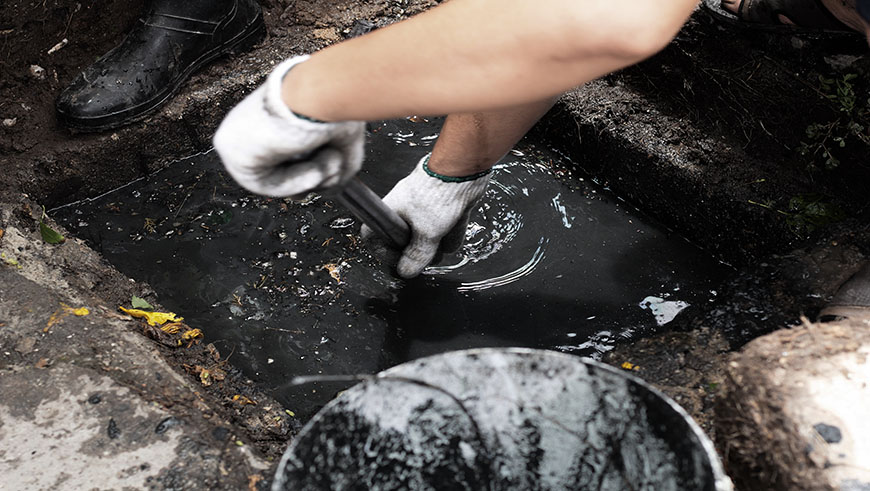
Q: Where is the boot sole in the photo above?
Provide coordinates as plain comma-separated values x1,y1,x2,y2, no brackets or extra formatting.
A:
58,12,267,133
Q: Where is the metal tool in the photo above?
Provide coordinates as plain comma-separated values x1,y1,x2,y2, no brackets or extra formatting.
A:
335,177,410,249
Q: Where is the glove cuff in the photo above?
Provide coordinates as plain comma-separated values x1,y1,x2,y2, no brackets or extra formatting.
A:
409,154,491,204
263,55,333,126
420,154,493,183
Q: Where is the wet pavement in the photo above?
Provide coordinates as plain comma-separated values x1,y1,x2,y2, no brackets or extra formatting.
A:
54,117,731,420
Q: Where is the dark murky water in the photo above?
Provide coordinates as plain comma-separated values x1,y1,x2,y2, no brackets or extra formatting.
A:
54,118,730,419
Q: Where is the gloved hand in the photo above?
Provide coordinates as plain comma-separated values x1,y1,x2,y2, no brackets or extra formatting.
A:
213,55,365,198
362,154,491,278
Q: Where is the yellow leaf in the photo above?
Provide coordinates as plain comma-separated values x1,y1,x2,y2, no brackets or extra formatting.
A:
232,394,257,406
119,307,183,326
161,322,184,334
620,362,639,371
200,368,212,386
181,328,203,340
72,307,89,316
1,252,21,269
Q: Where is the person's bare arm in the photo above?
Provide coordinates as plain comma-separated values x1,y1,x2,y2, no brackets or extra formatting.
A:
427,99,556,177
283,0,699,122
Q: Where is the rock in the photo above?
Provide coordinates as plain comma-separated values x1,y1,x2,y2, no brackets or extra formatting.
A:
28,64,45,80
2,118,16,128
13,336,36,354
715,318,870,490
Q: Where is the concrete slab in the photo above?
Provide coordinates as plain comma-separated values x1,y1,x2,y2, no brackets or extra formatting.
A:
0,200,296,488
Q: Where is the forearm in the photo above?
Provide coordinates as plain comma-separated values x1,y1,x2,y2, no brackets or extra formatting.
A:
427,99,556,177
283,0,698,121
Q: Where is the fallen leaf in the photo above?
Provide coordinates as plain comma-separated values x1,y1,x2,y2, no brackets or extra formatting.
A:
248,474,263,491
34,358,49,368
322,263,341,283
142,324,180,348
284,409,295,417
72,307,89,316
620,362,640,371
131,295,153,310
0,228,4,240
232,395,256,406
181,328,203,341
160,322,186,334
39,221,65,244
118,307,182,326
199,368,212,386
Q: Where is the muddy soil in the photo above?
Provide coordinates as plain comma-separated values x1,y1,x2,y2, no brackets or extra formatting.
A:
0,0,438,204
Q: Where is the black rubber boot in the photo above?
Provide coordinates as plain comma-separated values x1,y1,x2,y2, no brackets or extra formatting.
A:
56,0,265,132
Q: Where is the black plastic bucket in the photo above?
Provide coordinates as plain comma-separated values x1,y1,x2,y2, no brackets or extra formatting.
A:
272,348,732,490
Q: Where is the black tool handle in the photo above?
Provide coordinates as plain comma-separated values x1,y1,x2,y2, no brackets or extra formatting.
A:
336,177,411,249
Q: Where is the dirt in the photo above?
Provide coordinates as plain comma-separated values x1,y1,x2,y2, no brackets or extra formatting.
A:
0,0,438,205
0,0,145,154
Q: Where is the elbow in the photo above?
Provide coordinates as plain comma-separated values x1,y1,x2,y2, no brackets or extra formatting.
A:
558,0,694,64
607,17,685,61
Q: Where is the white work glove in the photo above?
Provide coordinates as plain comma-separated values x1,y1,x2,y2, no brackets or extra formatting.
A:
213,55,365,197
362,154,491,278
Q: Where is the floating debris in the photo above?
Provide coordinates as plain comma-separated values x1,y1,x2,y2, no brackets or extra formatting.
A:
322,263,342,283
639,296,689,326
329,217,355,229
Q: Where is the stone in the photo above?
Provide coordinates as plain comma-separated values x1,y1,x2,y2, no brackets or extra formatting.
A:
716,319,870,490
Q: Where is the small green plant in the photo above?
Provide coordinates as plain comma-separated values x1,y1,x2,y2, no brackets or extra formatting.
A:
798,73,870,171
748,193,844,237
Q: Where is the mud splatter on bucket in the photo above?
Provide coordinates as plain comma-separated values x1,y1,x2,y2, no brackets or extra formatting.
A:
273,348,731,490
